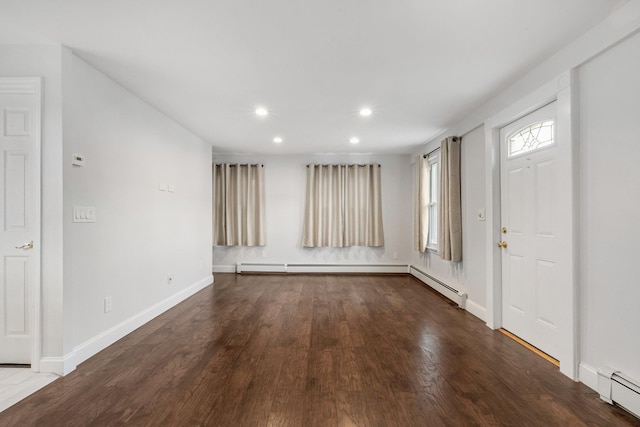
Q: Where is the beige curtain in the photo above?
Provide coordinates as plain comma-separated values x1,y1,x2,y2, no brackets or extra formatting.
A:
439,137,462,261
413,155,430,252
302,164,384,247
344,164,384,246
302,164,345,247
212,163,265,246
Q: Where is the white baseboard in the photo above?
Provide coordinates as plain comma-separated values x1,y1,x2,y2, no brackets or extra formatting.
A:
213,264,236,273
465,299,486,322
39,274,213,376
39,353,77,376
580,362,599,392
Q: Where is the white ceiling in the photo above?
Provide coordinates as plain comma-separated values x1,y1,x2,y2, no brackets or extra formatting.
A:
0,0,624,154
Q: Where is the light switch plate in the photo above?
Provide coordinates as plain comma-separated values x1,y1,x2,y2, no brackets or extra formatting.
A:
73,206,96,223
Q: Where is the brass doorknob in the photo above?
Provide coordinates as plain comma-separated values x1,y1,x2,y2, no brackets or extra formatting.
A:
497,241,508,248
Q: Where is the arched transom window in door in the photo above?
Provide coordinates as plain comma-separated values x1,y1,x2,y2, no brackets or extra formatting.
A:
507,120,555,158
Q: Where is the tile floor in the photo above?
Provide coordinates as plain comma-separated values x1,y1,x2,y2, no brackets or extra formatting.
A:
0,367,58,413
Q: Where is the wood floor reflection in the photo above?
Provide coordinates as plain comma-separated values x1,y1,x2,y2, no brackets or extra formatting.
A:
1,273,636,426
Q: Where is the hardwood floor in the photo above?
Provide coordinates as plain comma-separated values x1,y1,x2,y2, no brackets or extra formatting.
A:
1,273,637,426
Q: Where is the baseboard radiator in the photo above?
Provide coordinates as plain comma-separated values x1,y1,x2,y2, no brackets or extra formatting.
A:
235,263,409,274
237,263,287,273
409,265,467,309
598,367,640,419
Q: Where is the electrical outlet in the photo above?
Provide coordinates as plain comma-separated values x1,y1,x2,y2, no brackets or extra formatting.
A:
104,296,112,313
167,274,173,284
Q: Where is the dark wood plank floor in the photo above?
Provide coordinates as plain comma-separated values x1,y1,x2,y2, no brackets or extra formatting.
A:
1,274,638,426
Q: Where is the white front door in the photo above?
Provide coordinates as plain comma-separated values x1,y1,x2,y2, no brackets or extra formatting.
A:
499,101,562,359
0,79,40,365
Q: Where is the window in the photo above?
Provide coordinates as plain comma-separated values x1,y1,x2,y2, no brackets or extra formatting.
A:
414,152,439,252
508,120,554,158
427,154,439,249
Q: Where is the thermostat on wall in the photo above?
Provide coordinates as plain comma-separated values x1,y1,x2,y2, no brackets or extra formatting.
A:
72,153,85,166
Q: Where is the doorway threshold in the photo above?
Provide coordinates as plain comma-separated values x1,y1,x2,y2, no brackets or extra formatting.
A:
499,328,559,368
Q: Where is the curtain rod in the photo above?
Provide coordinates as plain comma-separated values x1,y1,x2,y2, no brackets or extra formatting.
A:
423,147,440,158
423,136,459,158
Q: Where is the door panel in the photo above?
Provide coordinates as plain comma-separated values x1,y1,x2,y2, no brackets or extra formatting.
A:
0,82,38,365
500,101,561,359
534,259,557,328
534,159,555,237
4,108,31,137
5,151,29,230
507,168,524,234
5,257,28,335
508,254,525,313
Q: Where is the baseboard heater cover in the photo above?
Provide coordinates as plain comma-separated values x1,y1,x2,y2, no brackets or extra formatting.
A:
236,263,287,273
235,262,409,274
409,265,467,309
598,367,640,419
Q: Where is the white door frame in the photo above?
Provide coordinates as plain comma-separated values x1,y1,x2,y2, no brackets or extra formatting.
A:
0,77,42,371
483,70,578,379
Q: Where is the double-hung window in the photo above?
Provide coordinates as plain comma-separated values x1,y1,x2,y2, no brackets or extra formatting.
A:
416,136,461,260
414,151,439,252
427,153,439,250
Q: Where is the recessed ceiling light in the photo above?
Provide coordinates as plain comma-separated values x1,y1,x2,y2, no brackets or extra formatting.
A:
273,136,283,143
359,107,372,117
255,107,268,117
350,137,360,144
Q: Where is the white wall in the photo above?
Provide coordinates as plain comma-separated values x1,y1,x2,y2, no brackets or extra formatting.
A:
411,2,640,387
0,45,212,373
61,51,212,359
438,2,640,140
212,154,412,268
578,31,640,382
0,45,66,360
411,125,487,315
